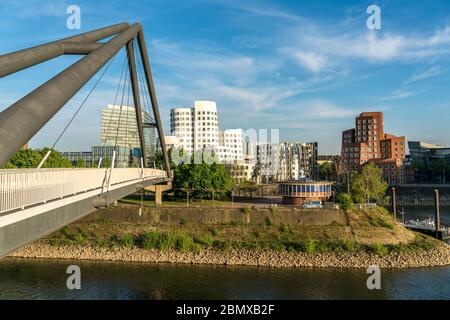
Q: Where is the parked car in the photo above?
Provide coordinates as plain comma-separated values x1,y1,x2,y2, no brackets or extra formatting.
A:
301,200,322,209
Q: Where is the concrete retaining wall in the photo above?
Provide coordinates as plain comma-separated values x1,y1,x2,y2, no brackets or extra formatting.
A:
84,206,347,226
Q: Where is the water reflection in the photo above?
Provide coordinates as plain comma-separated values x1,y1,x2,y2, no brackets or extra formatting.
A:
0,258,449,300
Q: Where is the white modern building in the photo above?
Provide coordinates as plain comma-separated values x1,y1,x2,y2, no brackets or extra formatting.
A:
255,142,318,183
170,101,220,153
164,136,180,149
170,101,244,164
219,129,244,162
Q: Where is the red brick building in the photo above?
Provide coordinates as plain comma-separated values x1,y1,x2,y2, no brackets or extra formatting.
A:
341,112,406,185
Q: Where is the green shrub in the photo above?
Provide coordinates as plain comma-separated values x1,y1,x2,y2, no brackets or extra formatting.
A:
368,215,395,229
197,235,214,247
213,240,233,251
342,240,358,252
336,193,353,210
94,235,104,247
371,242,389,257
270,206,278,214
302,239,316,254
159,231,178,250
108,236,120,250
121,234,135,248
265,217,275,226
252,229,262,238
176,233,198,252
73,233,85,244
266,241,286,251
210,227,220,236
140,231,161,249
242,207,252,214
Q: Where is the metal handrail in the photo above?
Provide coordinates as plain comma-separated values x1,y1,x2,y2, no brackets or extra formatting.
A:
0,168,166,214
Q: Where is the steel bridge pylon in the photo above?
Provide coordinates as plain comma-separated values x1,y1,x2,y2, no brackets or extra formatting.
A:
0,22,171,177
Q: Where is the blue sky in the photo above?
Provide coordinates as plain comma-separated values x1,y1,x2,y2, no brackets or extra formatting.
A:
1,0,450,154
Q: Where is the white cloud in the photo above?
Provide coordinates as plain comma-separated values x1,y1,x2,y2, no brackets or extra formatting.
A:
282,25,450,72
380,90,415,101
299,99,356,119
291,51,328,73
405,66,444,84
199,0,302,21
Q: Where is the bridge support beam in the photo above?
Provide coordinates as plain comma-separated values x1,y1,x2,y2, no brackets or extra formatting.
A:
0,23,129,78
137,31,171,177
0,23,144,168
145,182,172,206
126,40,147,167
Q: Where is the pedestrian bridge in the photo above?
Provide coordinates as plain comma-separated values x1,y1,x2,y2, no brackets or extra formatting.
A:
0,23,173,258
0,168,169,258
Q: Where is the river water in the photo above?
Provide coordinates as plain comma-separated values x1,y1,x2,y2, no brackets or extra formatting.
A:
0,208,449,300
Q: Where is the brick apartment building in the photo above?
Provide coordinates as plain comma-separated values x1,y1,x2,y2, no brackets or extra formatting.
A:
341,112,406,185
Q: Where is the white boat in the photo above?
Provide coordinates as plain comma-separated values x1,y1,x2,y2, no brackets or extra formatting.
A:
404,218,436,231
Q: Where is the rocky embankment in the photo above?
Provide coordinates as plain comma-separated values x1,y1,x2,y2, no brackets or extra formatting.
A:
10,241,450,269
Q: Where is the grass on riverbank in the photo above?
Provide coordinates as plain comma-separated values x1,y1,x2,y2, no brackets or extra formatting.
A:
46,224,437,257
41,206,440,257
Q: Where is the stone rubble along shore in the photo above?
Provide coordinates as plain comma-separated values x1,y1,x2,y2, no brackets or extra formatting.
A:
10,242,450,269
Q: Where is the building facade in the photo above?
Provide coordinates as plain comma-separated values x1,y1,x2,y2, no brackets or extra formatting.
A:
407,141,450,183
341,112,406,185
279,180,333,205
101,104,156,159
61,151,93,167
170,101,220,153
170,101,245,164
91,145,132,168
226,159,256,184
255,142,318,183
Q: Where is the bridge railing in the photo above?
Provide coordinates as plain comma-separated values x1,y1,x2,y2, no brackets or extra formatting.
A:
0,168,166,214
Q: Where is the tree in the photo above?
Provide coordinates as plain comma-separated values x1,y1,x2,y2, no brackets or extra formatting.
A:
4,162,16,169
318,162,333,181
5,147,72,169
172,151,232,201
8,148,42,168
76,159,86,168
102,157,111,168
336,193,353,210
350,162,388,204
39,148,72,168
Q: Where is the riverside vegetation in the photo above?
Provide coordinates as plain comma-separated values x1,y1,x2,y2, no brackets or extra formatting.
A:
11,207,450,268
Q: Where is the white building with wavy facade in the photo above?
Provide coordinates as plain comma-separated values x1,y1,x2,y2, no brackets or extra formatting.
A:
169,101,244,164
170,101,220,153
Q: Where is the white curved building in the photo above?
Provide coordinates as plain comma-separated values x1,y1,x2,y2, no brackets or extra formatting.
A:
170,101,220,153
170,107,194,153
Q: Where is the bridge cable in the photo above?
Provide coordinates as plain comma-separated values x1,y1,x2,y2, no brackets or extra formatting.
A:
122,68,132,167
135,42,156,163
135,43,154,122
37,51,119,169
113,63,130,162
101,44,133,166
103,47,129,149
